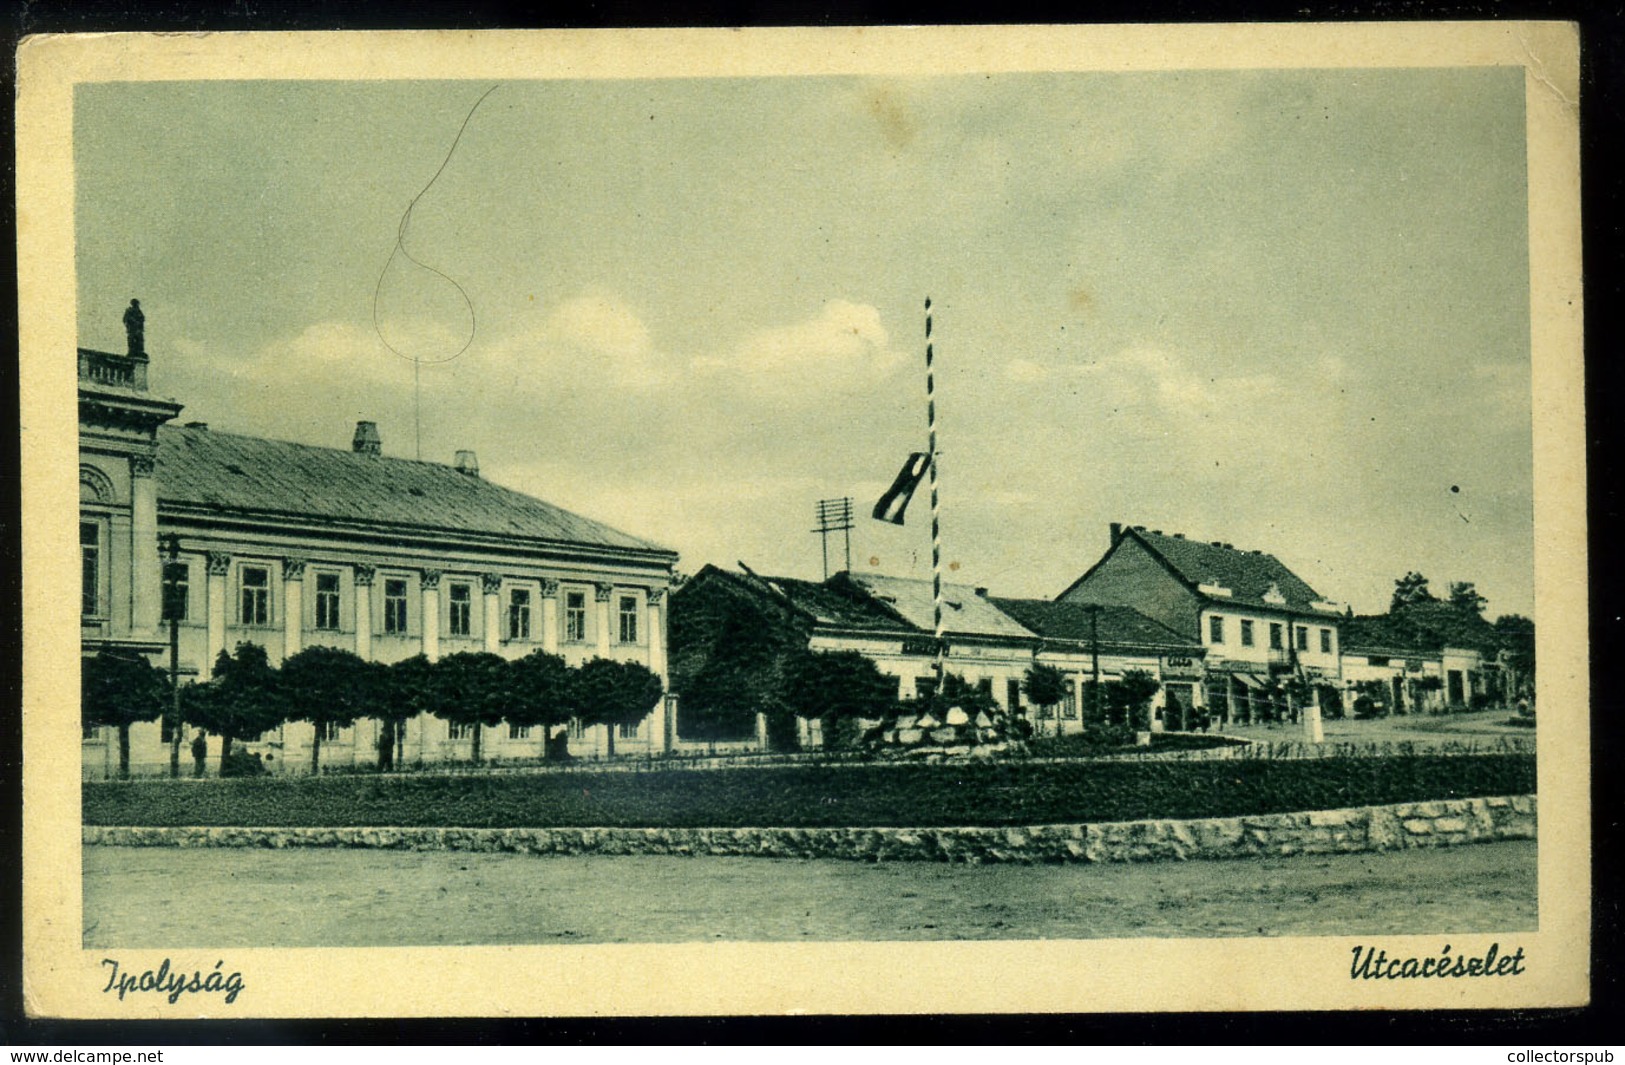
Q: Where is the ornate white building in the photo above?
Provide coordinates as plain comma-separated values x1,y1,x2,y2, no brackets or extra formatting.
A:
79,321,678,778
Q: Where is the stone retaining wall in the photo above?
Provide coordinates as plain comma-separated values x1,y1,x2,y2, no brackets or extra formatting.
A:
84,795,1534,864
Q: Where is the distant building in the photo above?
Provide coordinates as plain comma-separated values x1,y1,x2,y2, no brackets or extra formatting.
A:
1057,523,1346,723
1340,601,1509,713
79,315,678,778
669,564,1207,745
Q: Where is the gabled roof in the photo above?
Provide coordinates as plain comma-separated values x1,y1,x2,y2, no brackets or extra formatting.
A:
988,598,1201,652
1343,602,1503,657
155,424,673,555
843,572,1039,641
735,569,913,633
1062,526,1327,614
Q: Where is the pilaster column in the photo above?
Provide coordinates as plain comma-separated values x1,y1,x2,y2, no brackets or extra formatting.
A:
481,573,503,653
1073,673,1086,730
646,588,669,752
420,569,441,662
129,454,160,638
353,565,375,661
205,551,230,668
594,582,613,658
539,578,560,654
282,557,306,660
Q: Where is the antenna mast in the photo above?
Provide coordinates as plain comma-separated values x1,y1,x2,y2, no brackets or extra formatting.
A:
812,497,854,580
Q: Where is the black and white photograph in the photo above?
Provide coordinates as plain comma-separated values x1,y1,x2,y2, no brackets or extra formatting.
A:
19,24,1587,1017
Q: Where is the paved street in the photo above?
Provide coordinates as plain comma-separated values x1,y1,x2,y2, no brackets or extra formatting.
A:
84,839,1536,946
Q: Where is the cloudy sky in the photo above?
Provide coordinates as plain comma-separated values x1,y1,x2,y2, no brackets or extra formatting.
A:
75,69,1533,617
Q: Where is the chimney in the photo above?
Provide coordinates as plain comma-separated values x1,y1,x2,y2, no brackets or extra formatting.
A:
184,421,208,430
1151,529,1162,536
352,421,381,455
1222,543,1234,550
1109,522,1122,544
1173,533,1185,539
453,450,480,477
974,586,988,597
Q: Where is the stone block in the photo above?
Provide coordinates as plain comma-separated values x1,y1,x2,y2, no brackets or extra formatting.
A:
974,712,994,728
1402,819,1433,835
897,728,925,745
930,727,960,744
945,707,971,726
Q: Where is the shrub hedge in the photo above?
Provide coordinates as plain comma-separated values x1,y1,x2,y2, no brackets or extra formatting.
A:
83,754,1534,830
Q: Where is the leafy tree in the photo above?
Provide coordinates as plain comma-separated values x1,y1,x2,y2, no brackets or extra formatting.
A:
680,657,769,753
1493,614,1536,699
280,646,377,774
1103,669,1161,730
574,657,665,757
780,650,897,731
1448,581,1488,617
377,655,436,771
508,650,574,757
184,643,288,774
430,652,514,765
81,651,168,779
931,672,1000,719
1390,571,1436,611
1022,664,1069,736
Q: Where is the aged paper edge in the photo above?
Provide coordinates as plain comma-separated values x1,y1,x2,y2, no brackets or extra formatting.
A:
17,23,1587,1018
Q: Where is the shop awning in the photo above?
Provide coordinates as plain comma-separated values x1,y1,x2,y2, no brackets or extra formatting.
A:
1232,673,1266,690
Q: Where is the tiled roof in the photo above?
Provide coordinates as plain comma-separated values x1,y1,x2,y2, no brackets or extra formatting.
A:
154,425,672,555
988,598,1200,651
1130,529,1325,612
844,572,1038,640
737,571,911,633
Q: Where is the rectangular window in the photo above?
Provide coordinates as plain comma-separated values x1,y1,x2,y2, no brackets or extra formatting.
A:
1208,615,1224,644
1239,619,1254,647
1006,678,1022,710
1368,655,1390,667
162,561,189,622
240,566,270,626
314,572,341,631
508,588,532,640
1296,625,1309,651
383,578,408,635
618,721,640,740
1320,628,1333,654
565,591,587,642
509,723,531,740
568,717,585,740
448,721,472,741
161,714,177,744
319,720,344,742
80,522,100,616
618,595,638,643
1269,623,1283,650
448,582,472,637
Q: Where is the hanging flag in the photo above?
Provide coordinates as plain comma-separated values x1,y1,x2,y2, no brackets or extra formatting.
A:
873,452,930,525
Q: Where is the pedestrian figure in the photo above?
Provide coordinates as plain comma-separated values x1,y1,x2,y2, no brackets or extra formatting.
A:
190,729,207,778
123,298,145,356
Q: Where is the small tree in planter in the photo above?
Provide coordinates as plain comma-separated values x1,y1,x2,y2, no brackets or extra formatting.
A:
1022,664,1069,736
184,643,288,775
431,652,514,765
280,645,377,775
779,650,897,749
573,657,665,758
508,650,573,758
81,651,168,779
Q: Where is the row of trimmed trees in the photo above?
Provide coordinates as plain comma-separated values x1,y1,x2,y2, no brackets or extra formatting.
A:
81,644,664,778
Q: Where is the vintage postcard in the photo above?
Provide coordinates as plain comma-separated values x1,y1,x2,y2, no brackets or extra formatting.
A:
19,24,1585,1018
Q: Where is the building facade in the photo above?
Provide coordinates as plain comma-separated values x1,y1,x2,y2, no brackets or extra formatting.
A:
80,331,678,778
668,565,1208,746
1057,523,1346,723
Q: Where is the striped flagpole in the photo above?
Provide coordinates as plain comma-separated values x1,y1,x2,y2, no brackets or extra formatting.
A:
925,298,944,687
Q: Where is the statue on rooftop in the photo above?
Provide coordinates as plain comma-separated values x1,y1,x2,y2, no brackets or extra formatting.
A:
123,298,144,356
